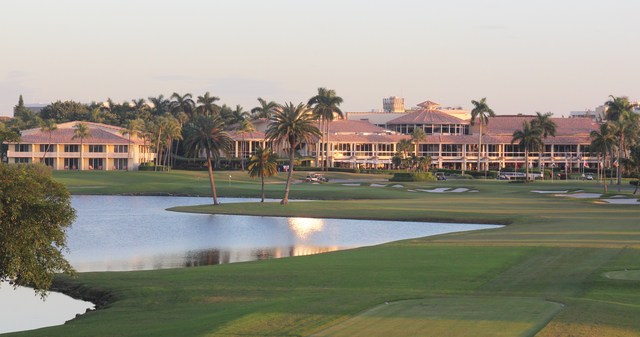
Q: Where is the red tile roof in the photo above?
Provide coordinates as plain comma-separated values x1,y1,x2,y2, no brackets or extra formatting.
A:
387,109,467,125
17,121,144,145
326,119,390,134
486,116,598,136
227,130,267,141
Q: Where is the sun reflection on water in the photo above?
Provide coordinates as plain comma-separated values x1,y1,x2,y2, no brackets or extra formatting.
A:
288,217,325,240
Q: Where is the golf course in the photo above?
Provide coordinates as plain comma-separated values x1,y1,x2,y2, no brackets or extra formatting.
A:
8,170,640,337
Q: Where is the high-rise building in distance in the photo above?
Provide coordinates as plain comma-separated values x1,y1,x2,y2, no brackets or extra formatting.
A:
382,96,405,112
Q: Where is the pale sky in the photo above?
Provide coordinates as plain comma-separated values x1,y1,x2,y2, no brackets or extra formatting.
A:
1,0,639,117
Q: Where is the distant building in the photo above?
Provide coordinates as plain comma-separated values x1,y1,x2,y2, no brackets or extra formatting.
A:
569,110,598,121
4,121,154,170
382,96,405,112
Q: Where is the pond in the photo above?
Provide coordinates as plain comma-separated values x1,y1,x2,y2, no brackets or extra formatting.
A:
1,195,501,334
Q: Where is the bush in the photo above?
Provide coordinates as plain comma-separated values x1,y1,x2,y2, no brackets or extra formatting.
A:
139,164,169,171
630,180,639,186
389,172,436,182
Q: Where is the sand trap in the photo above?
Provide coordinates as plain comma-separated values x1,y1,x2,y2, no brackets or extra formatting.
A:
391,184,404,188
469,190,479,193
407,189,416,192
610,195,627,198
554,193,602,199
417,188,450,193
341,183,360,186
532,190,569,194
450,188,469,193
601,198,640,205
370,184,387,187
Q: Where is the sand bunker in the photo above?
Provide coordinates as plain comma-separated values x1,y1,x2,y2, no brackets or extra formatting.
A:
532,190,569,194
415,187,472,193
391,184,404,188
601,198,640,205
370,184,387,187
341,183,361,187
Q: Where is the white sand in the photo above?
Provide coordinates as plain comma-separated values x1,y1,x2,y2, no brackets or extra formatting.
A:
417,188,450,193
450,188,469,193
391,184,404,188
532,190,569,194
370,184,387,187
554,193,602,199
341,183,360,186
469,190,479,193
601,198,640,205
407,189,416,192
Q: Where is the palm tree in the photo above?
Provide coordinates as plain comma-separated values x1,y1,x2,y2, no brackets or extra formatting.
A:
251,97,278,120
471,98,495,172
170,92,195,118
183,115,232,205
196,92,220,116
605,95,639,185
228,105,250,125
531,112,557,179
236,119,256,171
411,128,426,157
247,146,278,202
308,88,344,171
119,119,142,169
266,102,321,205
511,120,543,181
148,95,170,116
72,122,91,170
39,119,57,161
590,123,616,193
163,117,183,169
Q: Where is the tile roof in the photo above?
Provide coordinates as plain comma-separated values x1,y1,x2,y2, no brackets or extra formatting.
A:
227,130,267,141
17,121,143,145
326,119,390,134
486,116,598,136
330,133,409,143
387,109,467,125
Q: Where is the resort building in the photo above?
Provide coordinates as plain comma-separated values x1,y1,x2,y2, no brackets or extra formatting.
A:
4,121,154,170
383,96,405,112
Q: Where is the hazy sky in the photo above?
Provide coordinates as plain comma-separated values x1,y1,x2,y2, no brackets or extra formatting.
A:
1,0,639,117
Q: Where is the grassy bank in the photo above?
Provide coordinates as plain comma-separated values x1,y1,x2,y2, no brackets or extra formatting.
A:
9,170,640,336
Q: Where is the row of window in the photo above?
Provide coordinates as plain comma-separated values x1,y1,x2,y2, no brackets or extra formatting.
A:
390,124,471,136
14,144,130,153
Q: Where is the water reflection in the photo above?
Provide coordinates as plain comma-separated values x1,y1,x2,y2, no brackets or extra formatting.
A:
66,196,501,272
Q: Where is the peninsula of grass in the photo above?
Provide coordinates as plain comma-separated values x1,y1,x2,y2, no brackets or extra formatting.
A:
9,170,639,336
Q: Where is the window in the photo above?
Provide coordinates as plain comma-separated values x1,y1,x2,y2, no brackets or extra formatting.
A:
420,144,439,157
114,145,128,153
88,158,104,170
15,157,30,163
89,145,105,153
42,158,54,167
441,144,462,157
64,158,79,170
39,144,55,152
504,145,525,157
64,144,79,152
376,143,394,156
354,143,373,156
487,145,499,157
114,158,128,170
16,144,31,152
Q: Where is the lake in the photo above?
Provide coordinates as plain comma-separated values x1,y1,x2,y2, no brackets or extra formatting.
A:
0,195,501,334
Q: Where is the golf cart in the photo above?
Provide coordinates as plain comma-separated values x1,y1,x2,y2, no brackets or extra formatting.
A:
304,173,328,183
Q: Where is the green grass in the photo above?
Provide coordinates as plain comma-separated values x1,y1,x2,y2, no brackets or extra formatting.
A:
8,170,640,336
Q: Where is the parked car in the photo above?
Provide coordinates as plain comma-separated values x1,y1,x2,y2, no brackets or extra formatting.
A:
304,173,328,183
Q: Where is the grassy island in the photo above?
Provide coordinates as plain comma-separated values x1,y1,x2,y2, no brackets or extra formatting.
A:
10,170,640,337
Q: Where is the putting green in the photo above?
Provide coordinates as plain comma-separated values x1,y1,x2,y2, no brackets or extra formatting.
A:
311,297,563,337
604,270,640,280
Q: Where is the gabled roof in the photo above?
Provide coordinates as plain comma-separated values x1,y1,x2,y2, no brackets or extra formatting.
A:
486,116,598,136
387,109,467,125
326,119,391,134
416,100,440,109
17,121,143,145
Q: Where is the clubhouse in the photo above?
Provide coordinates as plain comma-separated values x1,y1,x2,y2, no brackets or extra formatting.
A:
5,121,154,170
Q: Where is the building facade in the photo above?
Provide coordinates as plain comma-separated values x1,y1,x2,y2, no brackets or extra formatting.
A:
5,121,154,170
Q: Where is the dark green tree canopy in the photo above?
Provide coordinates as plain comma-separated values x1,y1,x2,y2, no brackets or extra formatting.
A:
0,164,76,297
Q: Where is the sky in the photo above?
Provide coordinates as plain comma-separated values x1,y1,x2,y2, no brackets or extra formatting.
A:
1,0,639,117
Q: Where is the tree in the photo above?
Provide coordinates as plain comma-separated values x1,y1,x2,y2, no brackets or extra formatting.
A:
266,102,321,205
590,123,616,192
40,100,90,123
470,98,495,172
411,128,426,157
228,105,250,125
72,122,91,170
251,97,278,120
39,119,58,161
531,112,557,179
0,164,76,297
511,120,543,181
196,92,220,116
183,115,232,205
628,145,640,195
605,95,639,185
308,88,344,171
148,94,170,117
247,146,278,202
119,119,143,169
170,92,196,118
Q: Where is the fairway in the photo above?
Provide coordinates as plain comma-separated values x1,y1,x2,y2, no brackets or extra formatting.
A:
311,297,563,337
604,270,640,281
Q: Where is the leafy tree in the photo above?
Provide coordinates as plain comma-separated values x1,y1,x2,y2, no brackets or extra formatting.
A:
251,97,278,120
470,97,495,172
39,119,58,160
266,102,321,205
511,121,543,181
0,164,76,297
40,100,90,122
308,88,344,171
72,122,91,170
590,123,617,192
183,115,232,205
247,146,278,202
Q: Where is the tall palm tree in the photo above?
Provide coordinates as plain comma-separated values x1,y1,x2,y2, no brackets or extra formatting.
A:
170,92,195,118
511,120,543,181
531,112,557,179
196,92,220,116
163,117,183,169
72,122,91,170
39,119,57,161
148,94,170,117
247,146,278,202
251,97,278,120
308,88,344,171
237,119,256,171
590,123,617,193
605,95,639,185
266,102,321,205
471,98,495,172
228,105,250,125
411,128,426,157
119,119,142,169
183,115,232,205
